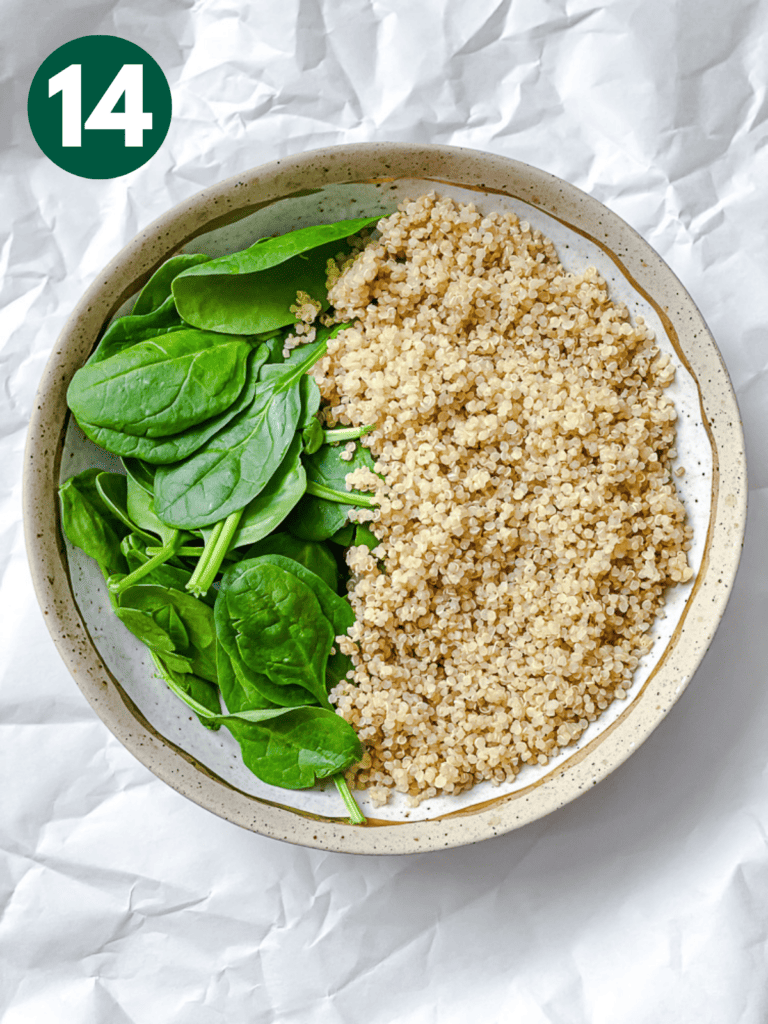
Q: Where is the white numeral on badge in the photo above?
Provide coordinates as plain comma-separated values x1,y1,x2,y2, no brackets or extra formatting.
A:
85,64,152,147
49,63,153,148
48,64,82,147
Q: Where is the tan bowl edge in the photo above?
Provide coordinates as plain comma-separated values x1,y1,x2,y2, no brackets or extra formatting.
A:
23,142,748,854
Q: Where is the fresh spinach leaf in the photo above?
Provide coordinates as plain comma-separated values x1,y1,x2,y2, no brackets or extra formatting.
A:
303,442,378,506
59,469,129,578
94,472,155,545
115,604,185,660
106,476,189,596
153,651,317,729
215,559,334,707
87,296,184,367
154,338,327,529
328,522,355,546
202,433,306,552
286,494,351,542
223,708,363,789
151,652,222,731
81,344,268,464
299,374,322,429
172,217,380,335
216,641,311,721
221,553,353,690
125,475,178,545
68,329,253,438
259,331,288,364
285,441,377,541
301,418,325,454
132,253,211,316
225,636,311,710
353,525,380,551
253,554,354,686
61,216,376,819
216,642,275,715
176,218,379,283
116,582,218,682
253,554,351,631
244,532,339,592
122,457,156,493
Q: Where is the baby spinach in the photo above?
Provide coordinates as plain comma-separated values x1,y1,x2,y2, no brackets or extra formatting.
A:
328,522,379,551
264,335,329,457
68,329,253,438
227,646,312,713
172,216,380,335
87,296,184,367
80,344,268,464
125,475,177,546
179,333,342,595
253,554,353,641
153,651,362,807
151,653,222,731
299,374,322,428
94,472,154,544
253,554,355,687
285,440,377,541
61,214,382,823
286,494,351,542
205,433,306,552
301,418,325,455
223,708,363,789
352,524,380,551
122,457,156,494
115,603,186,662
95,474,200,597
216,641,277,715
59,469,129,579
153,337,327,529
154,651,305,725
132,253,211,316
110,534,184,596
217,553,353,698
329,522,355,546
259,332,288,364
244,532,339,592
215,558,334,708
116,582,218,683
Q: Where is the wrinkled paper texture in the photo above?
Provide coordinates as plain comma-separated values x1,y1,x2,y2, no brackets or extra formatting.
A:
2,1,768,1021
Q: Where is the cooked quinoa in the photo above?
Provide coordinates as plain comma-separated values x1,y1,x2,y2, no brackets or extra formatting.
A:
315,192,693,808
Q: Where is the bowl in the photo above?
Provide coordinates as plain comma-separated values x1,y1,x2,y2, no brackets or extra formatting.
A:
23,143,747,854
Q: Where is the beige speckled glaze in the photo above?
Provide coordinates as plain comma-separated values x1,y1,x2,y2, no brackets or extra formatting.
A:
23,144,747,854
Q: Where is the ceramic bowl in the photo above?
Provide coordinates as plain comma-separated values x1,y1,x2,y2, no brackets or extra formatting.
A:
23,143,747,854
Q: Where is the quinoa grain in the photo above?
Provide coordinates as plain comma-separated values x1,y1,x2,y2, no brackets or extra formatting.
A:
320,193,693,807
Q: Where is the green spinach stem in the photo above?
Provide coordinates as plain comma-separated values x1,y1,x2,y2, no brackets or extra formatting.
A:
334,774,366,825
108,531,182,595
147,544,205,557
322,424,374,444
186,520,224,594
306,480,377,508
187,508,245,597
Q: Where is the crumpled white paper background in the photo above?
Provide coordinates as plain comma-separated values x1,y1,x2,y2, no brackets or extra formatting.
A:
2,1,767,1021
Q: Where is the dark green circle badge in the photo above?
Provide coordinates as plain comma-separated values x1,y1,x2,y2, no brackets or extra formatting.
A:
28,36,172,178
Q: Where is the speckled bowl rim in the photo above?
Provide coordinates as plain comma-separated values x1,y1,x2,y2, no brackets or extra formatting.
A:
23,142,747,855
